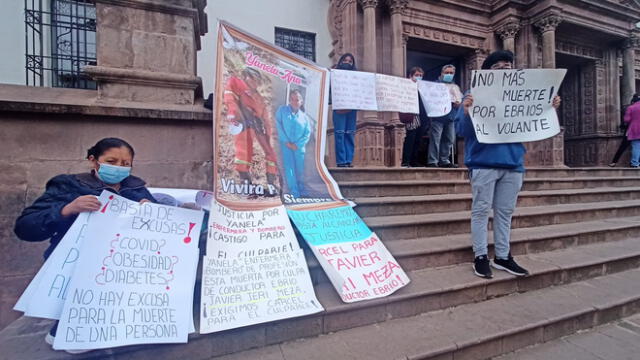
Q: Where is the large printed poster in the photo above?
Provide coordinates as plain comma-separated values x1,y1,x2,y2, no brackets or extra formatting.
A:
214,22,344,209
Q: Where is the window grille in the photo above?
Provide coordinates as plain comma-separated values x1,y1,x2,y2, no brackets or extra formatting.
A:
25,0,97,89
275,27,316,62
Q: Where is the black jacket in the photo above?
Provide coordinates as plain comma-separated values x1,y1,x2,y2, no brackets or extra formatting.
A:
14,172,155,258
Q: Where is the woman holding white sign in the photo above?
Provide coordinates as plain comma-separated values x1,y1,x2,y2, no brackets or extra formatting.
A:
333,53,358,167
14,137,155,353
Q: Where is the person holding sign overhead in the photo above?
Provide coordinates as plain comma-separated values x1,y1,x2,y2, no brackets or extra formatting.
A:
333,53,358,167
427,64,463,168
13,137,155,353
455,50,561,279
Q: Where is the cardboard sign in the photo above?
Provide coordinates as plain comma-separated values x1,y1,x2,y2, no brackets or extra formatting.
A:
288,206,410,303
53,192,203,350
375,74,419,113
469,68,567,143
199,250,322,333
417,80,452,117
330,69,378,111
206,201,299,259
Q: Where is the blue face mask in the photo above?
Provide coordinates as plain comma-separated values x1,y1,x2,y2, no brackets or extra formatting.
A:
414,76,423,81
442,73,454,83
97,163,131,184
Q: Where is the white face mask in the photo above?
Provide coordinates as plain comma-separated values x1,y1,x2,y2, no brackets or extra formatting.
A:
413,76,423,82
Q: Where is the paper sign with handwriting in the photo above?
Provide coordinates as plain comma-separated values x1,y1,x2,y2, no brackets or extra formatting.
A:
200,250,322,333
288,206,409,303
53,192,203,350
15,204,100,319
469,68,566,143
375,74,419,113
330,69,378,111
206,201,299,259
417,80,452,117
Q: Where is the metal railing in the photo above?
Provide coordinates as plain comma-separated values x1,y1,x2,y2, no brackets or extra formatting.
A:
25,0,97,89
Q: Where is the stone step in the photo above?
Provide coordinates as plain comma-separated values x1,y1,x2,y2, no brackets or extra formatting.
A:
304,217,640,282
365,200,640,240
330,167,640,182
3,239,639,360
353,187,640,217
339,176,640,197
216,268,640,360
494,314,640,360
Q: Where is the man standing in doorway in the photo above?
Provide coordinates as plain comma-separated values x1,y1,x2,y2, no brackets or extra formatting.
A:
456,50,561,279
427,64,462,168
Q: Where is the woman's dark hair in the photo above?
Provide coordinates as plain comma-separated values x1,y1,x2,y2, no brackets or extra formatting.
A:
632,93,640,104
87,138,135,159
481,50,514,69
336,53,357,71
408,66,424,77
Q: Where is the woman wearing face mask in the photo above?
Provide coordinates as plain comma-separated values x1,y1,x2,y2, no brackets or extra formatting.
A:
399,66,429,167
333,53,358,167
13,137,155,353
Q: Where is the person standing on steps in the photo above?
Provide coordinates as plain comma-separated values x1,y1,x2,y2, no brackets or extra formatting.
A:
609,94,637,167
333,53,358,168
400,66,429,168
427,64,462,168
624,92,640,168
455,50,562,279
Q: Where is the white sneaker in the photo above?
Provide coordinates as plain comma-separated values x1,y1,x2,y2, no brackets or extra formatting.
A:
45,333,93,355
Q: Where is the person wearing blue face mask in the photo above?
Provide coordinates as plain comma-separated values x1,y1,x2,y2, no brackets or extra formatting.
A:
14,137,155,354
427,64,463,168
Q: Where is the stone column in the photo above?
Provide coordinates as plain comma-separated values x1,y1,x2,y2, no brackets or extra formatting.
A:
496,21,520,53
355,0,384,166
85,0,207,105
359,0,379,72
534,15,562,68
621,35,638,105
388,0,408,77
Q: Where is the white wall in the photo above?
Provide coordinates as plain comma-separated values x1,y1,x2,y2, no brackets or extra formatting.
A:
0,1,27,85
197,0,333,95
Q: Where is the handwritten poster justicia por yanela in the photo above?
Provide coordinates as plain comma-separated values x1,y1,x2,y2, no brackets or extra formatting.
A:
469,68,566,143
52,192,203,351
287,205,409,303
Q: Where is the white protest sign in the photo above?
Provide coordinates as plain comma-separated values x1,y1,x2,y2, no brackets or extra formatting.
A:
417,80,452,117
375,74,419,113
469,68,567,143
15,209,97,319
311,233,409,302
206,202,299,259
330,69,378,111
199,250,323,333
287,206,410,303
53,192,204,350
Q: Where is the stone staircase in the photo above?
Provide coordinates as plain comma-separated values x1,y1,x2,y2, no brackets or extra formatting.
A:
1,168,640,360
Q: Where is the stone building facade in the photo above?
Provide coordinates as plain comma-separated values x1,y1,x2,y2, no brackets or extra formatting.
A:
327,0,640,167
0,0,210,329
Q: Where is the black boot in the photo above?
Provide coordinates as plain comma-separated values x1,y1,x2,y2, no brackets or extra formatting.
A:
265,173,280,197
238,171,251,183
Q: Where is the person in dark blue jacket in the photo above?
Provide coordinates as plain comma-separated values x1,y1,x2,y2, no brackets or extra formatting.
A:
455,50,561,279
14,137,155,353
